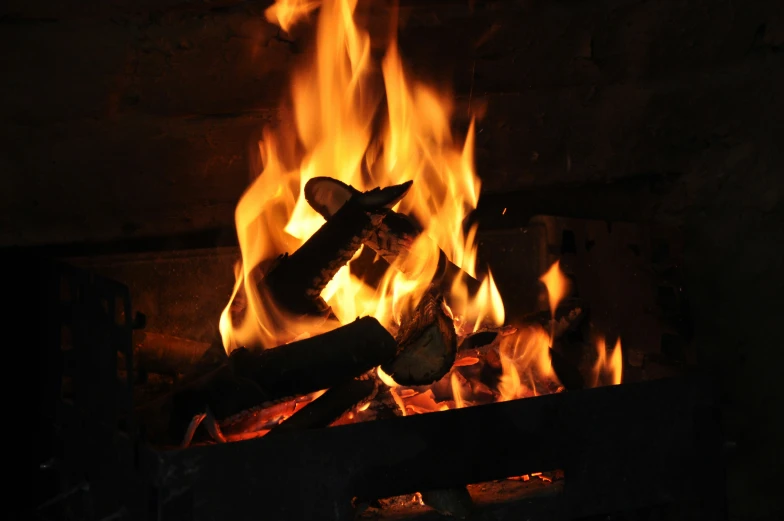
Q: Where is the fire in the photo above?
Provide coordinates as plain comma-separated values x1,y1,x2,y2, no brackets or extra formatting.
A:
497,326,560,401
539,260,570,318
220,0,503,352
450,372,465,409
592,337,623,387
265,0,320,32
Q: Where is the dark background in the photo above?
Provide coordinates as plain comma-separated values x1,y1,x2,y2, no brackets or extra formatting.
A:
3,1,782,519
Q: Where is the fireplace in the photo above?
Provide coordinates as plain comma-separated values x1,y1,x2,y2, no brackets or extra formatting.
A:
15,0,783,520
28,203,725,521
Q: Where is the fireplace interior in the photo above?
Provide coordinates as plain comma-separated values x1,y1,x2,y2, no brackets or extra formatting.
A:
10,0,783,520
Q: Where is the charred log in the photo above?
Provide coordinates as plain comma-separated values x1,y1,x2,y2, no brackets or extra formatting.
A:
269,376,378,434
135,364,269,446
304,177,483,297
229,316,397,399
519,298,589,341
218,395,315,437
381,291,457,386
420,487,475,519
366,385,407,421
263,180,412,316
549,348,585,391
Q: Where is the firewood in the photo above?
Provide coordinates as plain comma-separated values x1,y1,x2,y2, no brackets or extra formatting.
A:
304,177,483,297
518,298,589,341
457,325,518,351
136,363,270,446
365,385,406,421
549,347,585,391
262,180,412,316
420,487,475,519
229,316,397,399
381,291,457,386
268,375,378,434
218,395,315,436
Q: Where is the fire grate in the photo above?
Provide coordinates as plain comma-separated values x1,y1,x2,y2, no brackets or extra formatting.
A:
31,257,727,521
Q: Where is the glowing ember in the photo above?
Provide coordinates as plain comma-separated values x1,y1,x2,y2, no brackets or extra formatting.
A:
221,0,503,353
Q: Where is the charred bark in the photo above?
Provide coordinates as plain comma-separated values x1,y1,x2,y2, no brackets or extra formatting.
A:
269,376,378,434
229,316,397,399
381,291,458,386
135,363,270,446
420,487,475,519
262,180,412,316
304,177,483,297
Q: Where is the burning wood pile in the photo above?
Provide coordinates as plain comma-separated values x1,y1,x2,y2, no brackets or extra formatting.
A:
131,0,624,514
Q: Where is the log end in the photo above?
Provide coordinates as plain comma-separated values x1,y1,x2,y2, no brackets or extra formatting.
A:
381,293,457,386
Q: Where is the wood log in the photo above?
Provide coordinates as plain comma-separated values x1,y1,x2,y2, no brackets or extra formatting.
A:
150,377,717,521
135,364,270,446
269,376,378,434
304,177,483,297
262,180,412,316
218,395,315,437
229,316,398,399
420,487,475,519
381,291,458,386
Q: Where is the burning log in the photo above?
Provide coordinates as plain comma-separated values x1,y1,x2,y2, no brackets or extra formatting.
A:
229,316,397,399
135,363,270,446
269,375,378,434
304,177,483,296
381,291,458,386
262,180,412,316
420,488,474,519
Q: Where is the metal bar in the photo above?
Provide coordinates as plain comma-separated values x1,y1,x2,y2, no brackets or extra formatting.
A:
147,375,724,521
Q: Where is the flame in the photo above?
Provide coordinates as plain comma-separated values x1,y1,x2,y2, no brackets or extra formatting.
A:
497,326,561,401
592,337,623,387
450,371,465,409
220,0,503,352
539,261,570,318
265,0,321,33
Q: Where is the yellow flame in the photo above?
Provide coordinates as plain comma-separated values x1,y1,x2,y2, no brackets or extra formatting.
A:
450,371,465,409
265,0,321,33
497,326,560,401
540,260,570,317
220,0,504,352
592,337,623,387
376,366,398,387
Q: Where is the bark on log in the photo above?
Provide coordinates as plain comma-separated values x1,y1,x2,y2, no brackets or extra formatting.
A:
229,316,398,400
262,181,412,316
269,376,379,434
136,364,270,446
381,291,458,386
420,487,475,519
304,177,483,297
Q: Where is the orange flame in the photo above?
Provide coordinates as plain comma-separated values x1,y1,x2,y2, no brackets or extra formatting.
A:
220,0,504,352
592,337,623,387
265,0,321,33
539,260,570,318
497,326,560,401
450,371,465,409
